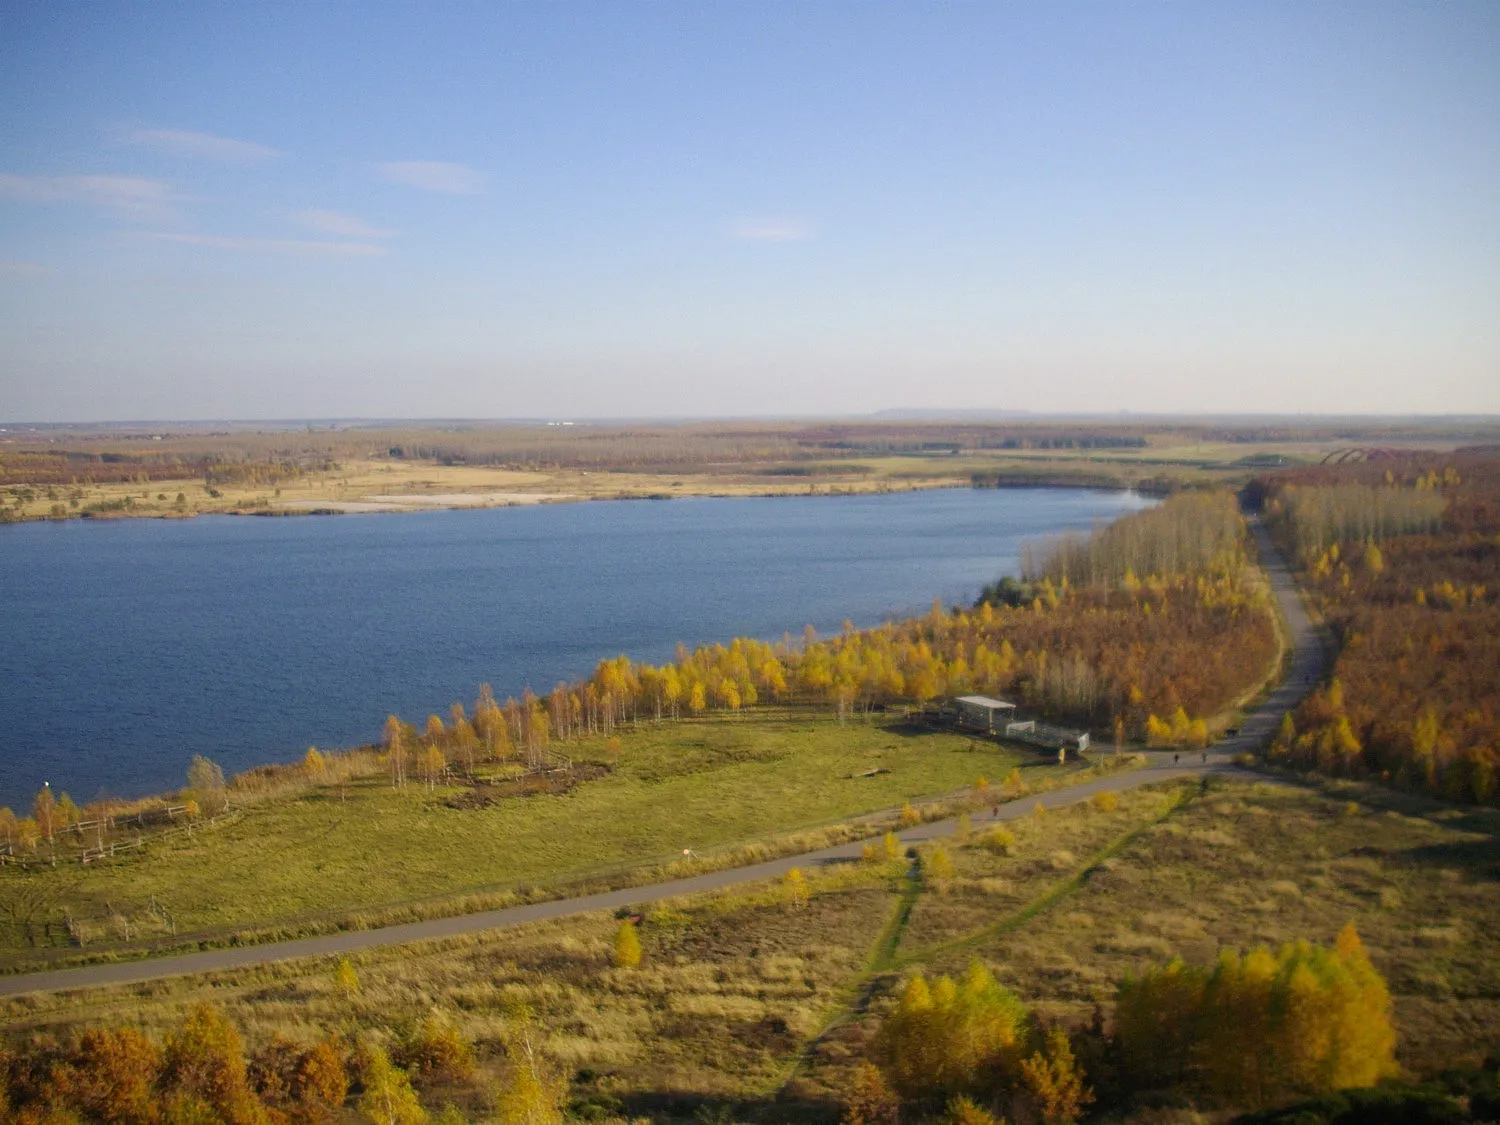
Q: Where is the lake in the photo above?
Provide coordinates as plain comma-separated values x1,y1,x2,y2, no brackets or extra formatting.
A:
0,487,1151,809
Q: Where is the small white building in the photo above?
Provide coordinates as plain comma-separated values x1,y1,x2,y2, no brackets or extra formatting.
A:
952,695,1018,733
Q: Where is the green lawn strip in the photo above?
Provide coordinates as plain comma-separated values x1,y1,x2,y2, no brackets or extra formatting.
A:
870,865,925,973
895,783,1198,969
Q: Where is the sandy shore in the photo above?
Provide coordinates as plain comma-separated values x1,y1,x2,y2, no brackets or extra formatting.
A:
278,492,573,513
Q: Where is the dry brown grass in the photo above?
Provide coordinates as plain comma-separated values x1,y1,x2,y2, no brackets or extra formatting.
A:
7,776,1497,1118
915,779,1500,1076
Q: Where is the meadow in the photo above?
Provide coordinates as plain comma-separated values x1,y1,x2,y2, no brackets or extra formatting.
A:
6,775,1496,1122
0,712,1076,967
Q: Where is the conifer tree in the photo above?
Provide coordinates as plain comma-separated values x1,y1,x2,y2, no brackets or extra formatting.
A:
1018,1029,1093,1124
842,1061,900,1125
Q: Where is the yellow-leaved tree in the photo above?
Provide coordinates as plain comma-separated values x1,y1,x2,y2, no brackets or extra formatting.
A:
1018,1028,1093,1124
1115,924,1396,1105
926,846,955,893
614,920,642,969
493,1002,567,1125
357,1041,426,1125
872,962,1029,1100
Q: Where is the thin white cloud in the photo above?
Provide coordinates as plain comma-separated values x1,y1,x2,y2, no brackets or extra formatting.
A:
733,219,815,243
0,259,51,276
292,209,396,239
121,127,281,165
0,173,178,222
141,232,386,258
377,160,486,195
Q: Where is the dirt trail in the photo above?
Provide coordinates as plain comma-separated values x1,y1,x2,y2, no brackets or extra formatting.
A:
0,519,1323,999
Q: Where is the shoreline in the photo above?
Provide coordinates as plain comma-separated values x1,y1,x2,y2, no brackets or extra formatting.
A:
0,484,1160,812
0,473,1175,527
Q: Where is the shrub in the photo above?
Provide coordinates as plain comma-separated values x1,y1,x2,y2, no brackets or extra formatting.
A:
159,1003,261,1123
979,827,1015,855
66,1026,161,1124
402,1012,475,1082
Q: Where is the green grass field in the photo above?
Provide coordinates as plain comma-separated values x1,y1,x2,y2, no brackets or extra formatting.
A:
1,713,1066,963
10,776,1498,1122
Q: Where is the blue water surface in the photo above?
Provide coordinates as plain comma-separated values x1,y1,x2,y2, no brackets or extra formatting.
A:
0,488,1150,808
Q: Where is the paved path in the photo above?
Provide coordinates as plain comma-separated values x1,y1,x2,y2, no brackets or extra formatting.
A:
0,520,1326,999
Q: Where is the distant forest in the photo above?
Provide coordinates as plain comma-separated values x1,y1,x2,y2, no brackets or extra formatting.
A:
2,418,1496,485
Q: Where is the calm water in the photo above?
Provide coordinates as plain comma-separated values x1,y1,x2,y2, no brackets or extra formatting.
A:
0,488,1150,809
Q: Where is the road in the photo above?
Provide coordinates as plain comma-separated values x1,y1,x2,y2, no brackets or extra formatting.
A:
0,518,1324,999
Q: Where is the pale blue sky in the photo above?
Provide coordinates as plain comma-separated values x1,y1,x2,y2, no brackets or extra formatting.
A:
1,3,1496,421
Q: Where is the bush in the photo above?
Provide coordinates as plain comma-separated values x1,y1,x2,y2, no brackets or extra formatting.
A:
978,827,1015,855
401,1011,475,1082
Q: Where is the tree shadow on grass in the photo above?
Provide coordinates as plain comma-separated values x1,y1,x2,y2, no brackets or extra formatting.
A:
1396,837,1500,879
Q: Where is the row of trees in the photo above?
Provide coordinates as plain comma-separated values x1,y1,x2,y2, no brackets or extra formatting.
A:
853,925,1395,1123
1112,925,1395,1103
1,756,231,859
1023,490,1248,588
1,1000,564,1125
379,565,1270,789
369,494,1275,791
1267,481,1446,564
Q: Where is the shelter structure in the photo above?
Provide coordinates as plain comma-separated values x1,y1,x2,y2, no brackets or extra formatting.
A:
952,695,1018,734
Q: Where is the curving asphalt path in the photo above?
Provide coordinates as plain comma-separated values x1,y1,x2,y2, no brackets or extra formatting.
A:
0,518,1325,999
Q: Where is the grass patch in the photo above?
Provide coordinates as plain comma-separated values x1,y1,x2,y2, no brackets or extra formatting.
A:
1,713,1062,965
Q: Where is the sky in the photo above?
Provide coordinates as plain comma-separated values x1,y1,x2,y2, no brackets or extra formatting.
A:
0,3,1497,421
